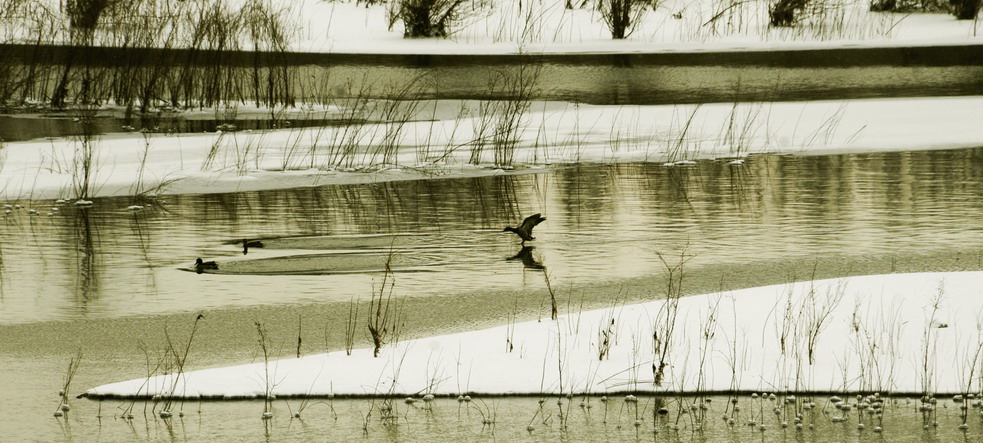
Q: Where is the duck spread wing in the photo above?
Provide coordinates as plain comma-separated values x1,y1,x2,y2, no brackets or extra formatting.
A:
520,213,546,232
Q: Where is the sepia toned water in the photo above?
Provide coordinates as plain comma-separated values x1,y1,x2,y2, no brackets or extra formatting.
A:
3,44,983,141
21,395,983,442
3,147,983,440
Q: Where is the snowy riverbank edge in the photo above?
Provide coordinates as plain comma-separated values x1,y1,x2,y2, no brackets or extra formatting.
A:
4,96,983,201
84,271,983,398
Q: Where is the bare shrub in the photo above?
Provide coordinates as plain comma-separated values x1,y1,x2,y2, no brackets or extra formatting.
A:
71,105,100,199
242,0,295,106
596,0,652,39
66,0,113,37
950,0,981,19
769,0,810,27
870,0,951,11
388,0,472,38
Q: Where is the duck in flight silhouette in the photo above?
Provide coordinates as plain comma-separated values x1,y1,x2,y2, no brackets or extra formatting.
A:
503,213,545,245
195,258,218,274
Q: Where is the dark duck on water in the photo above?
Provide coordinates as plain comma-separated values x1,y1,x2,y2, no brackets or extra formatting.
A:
242,239,263,255
503,213,546,245
195,258,218,274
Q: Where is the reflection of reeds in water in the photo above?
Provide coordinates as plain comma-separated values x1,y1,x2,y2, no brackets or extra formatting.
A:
726,159,753,208
127,207,159,293
0,235,5,300
554,165,621,228
470,174,522,228
185,172,526,237
70,206,100,306
665,165,693,203
0,0,297,109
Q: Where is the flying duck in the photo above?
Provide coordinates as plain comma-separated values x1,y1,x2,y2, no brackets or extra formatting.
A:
195,258,218,274
503,213,546,244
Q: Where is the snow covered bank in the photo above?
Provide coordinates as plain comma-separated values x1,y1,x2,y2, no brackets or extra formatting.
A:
2,96,982,201
300,1,983,54
84,271,983,398
3,0,981,54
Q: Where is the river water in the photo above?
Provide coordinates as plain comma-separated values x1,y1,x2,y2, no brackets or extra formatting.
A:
2,44,983,141
3,40,983,441
2,146,983,440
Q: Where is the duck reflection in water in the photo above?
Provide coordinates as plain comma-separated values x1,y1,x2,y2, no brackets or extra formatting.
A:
195,258,218,274
508,245,545,270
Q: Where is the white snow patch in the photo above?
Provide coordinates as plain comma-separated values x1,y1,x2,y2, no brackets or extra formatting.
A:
3,96,982,201
85,271,983,398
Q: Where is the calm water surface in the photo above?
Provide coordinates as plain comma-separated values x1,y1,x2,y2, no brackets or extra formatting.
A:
3,147,983,440
3,148,983,324
4,45,983,141
20,395,983,442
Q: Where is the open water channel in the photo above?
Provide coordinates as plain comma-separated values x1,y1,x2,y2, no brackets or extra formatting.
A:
3,146,983,440
2,43,983,440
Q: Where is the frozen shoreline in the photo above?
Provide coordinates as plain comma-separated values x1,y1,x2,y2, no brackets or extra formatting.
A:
3,96,982,201
83,271,983,398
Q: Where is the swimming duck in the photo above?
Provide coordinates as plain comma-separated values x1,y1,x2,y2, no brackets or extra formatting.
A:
503,213,546,244
195,258,218,274
242,239,263,255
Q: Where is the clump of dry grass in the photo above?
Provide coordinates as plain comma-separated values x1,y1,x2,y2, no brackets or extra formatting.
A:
652,248,692,386
53,349,83,417
367,248,403,357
